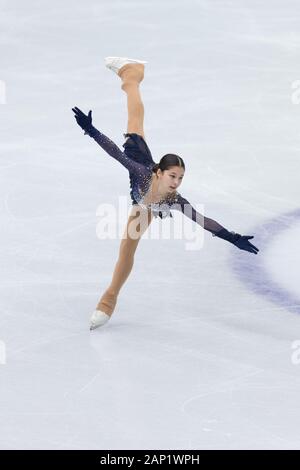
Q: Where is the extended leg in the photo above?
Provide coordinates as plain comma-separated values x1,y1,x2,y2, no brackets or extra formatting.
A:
96,206,153,315
119,64,146,140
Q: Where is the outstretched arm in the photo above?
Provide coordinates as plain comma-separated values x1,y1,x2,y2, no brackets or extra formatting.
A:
172,195,259,254
71,107,145,175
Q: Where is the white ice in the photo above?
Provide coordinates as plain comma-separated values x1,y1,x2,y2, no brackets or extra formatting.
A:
1,0,300,450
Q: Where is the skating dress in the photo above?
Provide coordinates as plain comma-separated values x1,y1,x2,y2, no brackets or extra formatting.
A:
88,127,226,234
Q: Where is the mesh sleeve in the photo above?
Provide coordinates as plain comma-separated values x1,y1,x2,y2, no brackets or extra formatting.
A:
87,126,146,175
172,195,226,234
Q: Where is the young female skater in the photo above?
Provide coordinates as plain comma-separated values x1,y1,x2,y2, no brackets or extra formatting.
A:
72,56,259,330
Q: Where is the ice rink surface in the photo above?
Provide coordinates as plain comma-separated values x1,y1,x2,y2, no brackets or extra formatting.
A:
1,0,300,450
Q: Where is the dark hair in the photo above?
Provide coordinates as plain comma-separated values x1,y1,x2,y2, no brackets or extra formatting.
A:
152,153,185,174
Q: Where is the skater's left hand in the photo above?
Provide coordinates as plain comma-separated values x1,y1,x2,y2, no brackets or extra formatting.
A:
213,228,259,254
233,234,259,254
72,107,93,134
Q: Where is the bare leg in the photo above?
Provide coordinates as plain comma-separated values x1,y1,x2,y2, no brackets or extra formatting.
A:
96,206,153,316
118,63,146,140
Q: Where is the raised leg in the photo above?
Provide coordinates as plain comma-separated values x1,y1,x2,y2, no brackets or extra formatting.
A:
119,64,146,140
96,206,153,315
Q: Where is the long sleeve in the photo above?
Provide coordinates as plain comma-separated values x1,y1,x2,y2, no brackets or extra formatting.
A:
172,195,226,234
86,125,146,175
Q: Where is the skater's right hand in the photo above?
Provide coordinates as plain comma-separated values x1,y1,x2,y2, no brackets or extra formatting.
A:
72,106,93,134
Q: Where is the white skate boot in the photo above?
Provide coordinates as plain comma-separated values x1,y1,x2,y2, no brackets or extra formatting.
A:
105,56,147,76
90,309,110,330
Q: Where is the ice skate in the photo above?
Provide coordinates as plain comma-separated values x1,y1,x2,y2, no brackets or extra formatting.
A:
105,56,147,77
90,309,110,330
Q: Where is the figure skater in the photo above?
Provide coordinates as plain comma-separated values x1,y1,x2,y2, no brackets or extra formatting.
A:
71,56,259,330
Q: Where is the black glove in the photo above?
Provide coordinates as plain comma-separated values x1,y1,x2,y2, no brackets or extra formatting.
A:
213,228,259,254
71,106,95,136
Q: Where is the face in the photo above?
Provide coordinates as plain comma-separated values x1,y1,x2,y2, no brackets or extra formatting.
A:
157,165,185,195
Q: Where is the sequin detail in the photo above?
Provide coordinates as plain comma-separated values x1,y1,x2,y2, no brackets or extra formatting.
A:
87,126,226,233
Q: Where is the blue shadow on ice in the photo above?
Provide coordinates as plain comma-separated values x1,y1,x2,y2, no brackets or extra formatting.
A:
229,208,300,315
